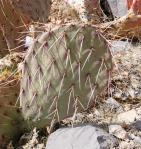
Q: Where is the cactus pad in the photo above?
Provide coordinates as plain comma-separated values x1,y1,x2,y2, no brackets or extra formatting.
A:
20,24,112,125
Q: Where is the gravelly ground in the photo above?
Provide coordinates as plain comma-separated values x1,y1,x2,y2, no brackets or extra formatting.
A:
2,0,141,148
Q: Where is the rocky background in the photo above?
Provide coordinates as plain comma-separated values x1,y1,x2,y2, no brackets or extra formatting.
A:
0,0,141,149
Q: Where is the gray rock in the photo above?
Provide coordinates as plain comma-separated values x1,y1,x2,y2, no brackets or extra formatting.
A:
132,120,141,131
130,134,141,145
135,107,141,120
46,125,118,149
110,40,132,52
107,0,128,17
105,97,123,112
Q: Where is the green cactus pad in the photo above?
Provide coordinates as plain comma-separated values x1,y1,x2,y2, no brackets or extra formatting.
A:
20,24,112,125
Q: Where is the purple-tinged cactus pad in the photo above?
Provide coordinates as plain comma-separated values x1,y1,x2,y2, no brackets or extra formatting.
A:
20,24,112,126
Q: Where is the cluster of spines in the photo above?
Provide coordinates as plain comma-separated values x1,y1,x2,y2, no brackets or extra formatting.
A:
20,24,112,127
0,0,51,146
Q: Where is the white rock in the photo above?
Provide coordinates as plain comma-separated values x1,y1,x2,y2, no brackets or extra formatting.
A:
117,109,137,124
64,0,84,7
109,125,127,139
119,140,134,149
46,125,118,149
25,36,34,48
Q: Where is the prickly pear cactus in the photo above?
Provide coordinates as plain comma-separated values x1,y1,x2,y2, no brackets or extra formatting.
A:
11,0,51,22
20,24,112,125
0,0,27,58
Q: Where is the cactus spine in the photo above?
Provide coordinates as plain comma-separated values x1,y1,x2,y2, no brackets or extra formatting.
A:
20,24,112,126
0,1,29,146
0,0,28,58
11,0,51,22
